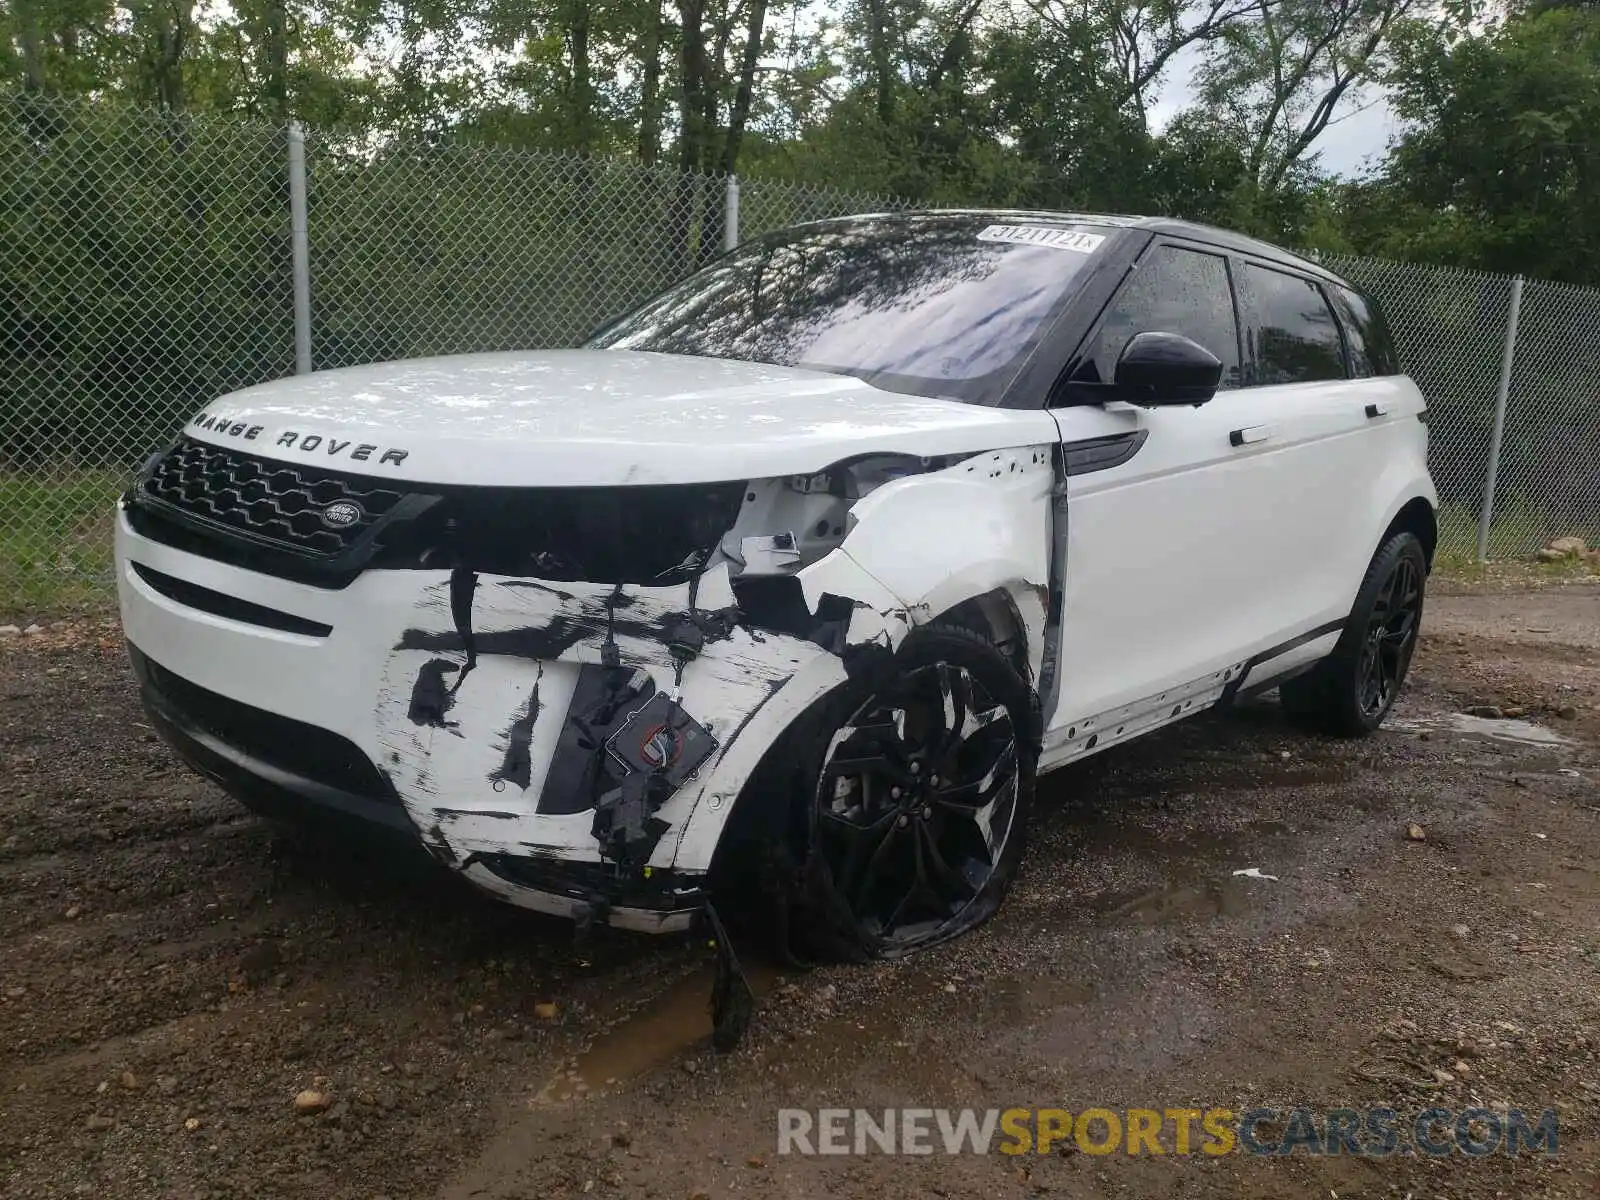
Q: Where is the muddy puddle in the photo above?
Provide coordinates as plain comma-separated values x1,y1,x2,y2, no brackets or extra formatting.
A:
1390,712,1575,747
1094,875,1262,924
532,960,784,1105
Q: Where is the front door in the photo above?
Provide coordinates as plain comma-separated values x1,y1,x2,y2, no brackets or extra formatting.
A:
1042,238,1329,756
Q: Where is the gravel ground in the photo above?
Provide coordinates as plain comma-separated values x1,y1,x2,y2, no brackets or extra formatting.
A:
3,583,1600,1199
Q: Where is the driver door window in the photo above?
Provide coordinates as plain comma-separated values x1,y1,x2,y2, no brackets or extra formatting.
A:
1077,245,1243,389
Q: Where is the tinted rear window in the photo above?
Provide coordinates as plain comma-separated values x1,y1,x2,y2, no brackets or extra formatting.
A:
1330,284,1400,377
587,217,1114,405
1236,263,1347,386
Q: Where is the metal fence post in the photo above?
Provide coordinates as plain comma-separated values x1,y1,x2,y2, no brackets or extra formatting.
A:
287,121,313,374
724,175,740,252
1476,274,1525,561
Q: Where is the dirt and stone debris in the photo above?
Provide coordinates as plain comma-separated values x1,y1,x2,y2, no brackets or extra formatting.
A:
3,586,1599,1197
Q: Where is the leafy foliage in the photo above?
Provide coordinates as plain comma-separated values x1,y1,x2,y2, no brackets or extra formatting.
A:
1343,4,1600,284
2,0,1596,278
0,0,1478,246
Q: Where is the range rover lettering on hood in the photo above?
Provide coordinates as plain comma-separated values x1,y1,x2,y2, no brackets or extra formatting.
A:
191,412,410,467
170,350,1066,487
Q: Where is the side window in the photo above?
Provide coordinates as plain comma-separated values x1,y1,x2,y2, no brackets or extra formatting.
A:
1075,245,1242,390
1236,263,1347,386
1330,284,1400,377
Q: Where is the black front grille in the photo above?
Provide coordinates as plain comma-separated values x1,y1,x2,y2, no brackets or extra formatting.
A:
129,435,747,588
131,438,431,580
131,646,395,802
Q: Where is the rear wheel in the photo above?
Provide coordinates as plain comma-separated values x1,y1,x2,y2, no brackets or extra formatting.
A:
1280,531,1427,737
789,624,1036,961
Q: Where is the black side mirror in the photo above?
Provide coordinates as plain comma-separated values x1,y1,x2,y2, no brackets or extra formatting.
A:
1113,332,1223,407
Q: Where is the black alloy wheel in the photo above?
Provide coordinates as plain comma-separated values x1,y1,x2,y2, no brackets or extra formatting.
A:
1280,530,1428,737
800,626,1035,959
1358,552,1422,720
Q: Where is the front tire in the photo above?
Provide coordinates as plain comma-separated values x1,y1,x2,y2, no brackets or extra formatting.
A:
789,624,1037,962
1280,531,1427,737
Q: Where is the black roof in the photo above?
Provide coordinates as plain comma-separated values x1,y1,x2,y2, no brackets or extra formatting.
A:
831,208,1345,286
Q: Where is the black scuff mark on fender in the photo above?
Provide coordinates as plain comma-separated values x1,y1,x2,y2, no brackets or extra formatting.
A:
433,808,520,821
422,824,488,877
397,612,682,666
397,621,593,661
488,666,543,790
449,567,479,685
496,579,578,602
704,674,790,766
408,659,460,727
422,822,456,865
516,844,568,860
395,576,725,671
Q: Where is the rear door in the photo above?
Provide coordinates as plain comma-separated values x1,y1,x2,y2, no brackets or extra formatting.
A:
1229,258,1389,637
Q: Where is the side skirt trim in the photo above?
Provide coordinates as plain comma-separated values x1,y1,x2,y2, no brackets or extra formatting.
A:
1037,616,1348,774
1218,618,1347,706
1039,657,1249,771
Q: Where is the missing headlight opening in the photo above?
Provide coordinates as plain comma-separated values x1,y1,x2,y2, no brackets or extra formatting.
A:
377,483,748,582
720,453,966,580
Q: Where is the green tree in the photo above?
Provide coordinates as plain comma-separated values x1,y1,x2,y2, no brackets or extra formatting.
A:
1354,3,1600,283
1194,0,1423,193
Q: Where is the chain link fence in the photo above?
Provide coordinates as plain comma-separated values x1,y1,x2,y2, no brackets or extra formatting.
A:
1319,258,1519,558
1319,258,1600,561
3,93,1598,610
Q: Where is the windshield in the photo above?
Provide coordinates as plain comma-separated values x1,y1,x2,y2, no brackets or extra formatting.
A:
585,215,1115,405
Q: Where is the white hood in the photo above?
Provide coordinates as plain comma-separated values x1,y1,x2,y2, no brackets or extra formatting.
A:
181,349,1058,486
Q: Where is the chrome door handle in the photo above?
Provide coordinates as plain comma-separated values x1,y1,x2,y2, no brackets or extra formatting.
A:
1228,424,1275,447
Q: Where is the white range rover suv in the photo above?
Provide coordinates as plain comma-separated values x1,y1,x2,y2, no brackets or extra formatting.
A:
117,211,1436,968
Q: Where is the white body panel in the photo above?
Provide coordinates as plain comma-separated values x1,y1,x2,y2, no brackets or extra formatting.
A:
116,337,1436,931
1047,374,1430,735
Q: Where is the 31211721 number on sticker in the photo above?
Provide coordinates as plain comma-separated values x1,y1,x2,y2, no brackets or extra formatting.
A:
977,225,1106,254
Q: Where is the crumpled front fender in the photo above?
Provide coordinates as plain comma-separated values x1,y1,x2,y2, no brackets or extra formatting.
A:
372,443,1058,912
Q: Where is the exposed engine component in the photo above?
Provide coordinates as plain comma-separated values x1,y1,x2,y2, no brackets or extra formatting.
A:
716,454,961,577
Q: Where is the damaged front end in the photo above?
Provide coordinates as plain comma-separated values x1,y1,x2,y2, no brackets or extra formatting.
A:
123,428,1057,1049
376,457,968,935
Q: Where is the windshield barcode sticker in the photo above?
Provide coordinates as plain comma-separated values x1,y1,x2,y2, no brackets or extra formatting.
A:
977,225,1106,253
